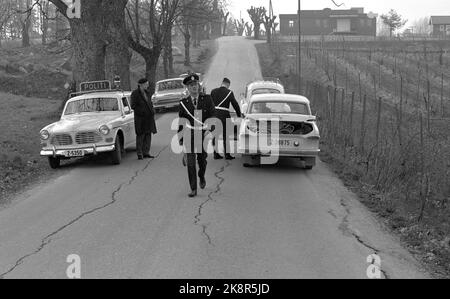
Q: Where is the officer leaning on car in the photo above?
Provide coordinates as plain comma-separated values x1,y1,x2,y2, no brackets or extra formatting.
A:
178,74,216,198
131,78,158,160
211,78,243,160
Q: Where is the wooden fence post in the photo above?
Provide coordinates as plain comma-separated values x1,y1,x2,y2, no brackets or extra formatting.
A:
376,97,382,146
349,91,355,145
441,73,445,117
360,94,367,154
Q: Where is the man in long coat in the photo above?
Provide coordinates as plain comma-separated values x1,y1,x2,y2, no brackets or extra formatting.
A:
131,78,157,160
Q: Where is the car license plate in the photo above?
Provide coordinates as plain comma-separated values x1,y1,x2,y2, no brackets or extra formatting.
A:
65,150,85,157
268,139,292,147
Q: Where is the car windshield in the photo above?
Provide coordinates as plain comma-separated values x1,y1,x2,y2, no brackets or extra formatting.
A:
64,98,119,115
157,80,184,91
250,101,310,115
252,88,281,96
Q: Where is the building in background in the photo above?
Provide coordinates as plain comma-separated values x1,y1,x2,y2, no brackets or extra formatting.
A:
280,7,377,37
429,16,450,37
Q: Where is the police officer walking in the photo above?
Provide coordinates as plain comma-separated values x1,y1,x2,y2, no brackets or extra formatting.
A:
131,78,157,160
211,78,243,160
178,74,216,198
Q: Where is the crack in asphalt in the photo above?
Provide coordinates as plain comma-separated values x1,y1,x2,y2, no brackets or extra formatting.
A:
339,198,390,279
194,161,231,246
0,145,169,279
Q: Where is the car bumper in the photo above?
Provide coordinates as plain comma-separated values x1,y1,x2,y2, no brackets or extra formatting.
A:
238,149,320,157
40,144,116,157
238,135,320,157
153,100,180,109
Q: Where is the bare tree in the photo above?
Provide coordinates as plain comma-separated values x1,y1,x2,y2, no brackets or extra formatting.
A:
412,17,431,35
220,9,229,36
177,0,216,66
263,14,276,43
247,6,265,40
245,23,253,37
0,0,14,47
234,18,246,36
127,0,181,93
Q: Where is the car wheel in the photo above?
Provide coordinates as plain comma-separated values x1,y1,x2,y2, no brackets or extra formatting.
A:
111,136,122,165
48,157,61,169
304,166,313,170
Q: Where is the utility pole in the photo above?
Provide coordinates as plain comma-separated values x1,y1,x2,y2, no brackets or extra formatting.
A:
298,0,302,94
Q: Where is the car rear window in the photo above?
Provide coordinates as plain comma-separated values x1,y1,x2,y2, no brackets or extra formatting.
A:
157,80,184,91
64,98,119,115
252,88,281,96
250,102,309,115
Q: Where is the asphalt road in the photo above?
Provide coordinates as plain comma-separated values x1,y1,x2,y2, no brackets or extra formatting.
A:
0,36,429,279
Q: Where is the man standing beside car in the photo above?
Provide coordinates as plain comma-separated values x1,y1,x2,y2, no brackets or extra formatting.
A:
131,78,157,160
211,78,243,160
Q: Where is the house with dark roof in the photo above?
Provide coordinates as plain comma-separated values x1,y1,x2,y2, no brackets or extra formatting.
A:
280,7,377,36
429,16,450,37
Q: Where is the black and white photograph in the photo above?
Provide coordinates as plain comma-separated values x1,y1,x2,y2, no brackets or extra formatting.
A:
0,0,448,283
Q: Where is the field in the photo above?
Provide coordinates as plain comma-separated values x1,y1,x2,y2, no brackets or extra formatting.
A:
0,37,218,206
257,38,450,278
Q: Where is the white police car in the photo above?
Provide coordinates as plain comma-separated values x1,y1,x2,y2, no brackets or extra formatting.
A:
39,80,135,169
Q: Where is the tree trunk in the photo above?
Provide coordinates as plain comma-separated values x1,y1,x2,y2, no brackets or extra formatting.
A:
103,1,131,90
70,22,107,87
42,19,48,45
254,24,260,40
163,44,169,78
145,52,160,96
184,24,191,66
22,20,30,47
62,0,130,91
167,31,174,75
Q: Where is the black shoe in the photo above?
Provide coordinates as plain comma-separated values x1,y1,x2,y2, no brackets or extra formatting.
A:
214,153,224,160
188,190,197,198
138,155,144,160
225,154,235,160
144,154,155,159
199,177,206,189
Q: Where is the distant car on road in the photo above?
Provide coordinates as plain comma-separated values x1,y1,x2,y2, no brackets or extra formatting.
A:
40,81,135,169
241,78,285,108
152,78,187,112
238,94,320,169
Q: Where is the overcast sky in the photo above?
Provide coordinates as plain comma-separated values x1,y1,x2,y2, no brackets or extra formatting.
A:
229,0,450,26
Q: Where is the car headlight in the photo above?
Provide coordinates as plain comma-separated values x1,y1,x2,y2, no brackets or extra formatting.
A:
40,130,50,140
99,125,110,135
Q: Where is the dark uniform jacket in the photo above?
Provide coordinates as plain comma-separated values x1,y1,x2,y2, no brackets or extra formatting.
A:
131,88,157,135
178,93,215,147
210,86,242,119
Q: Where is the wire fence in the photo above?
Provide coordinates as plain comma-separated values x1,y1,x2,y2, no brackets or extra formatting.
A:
266,34,450,221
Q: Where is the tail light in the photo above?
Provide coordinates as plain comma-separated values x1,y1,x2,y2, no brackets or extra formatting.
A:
246,119,258,133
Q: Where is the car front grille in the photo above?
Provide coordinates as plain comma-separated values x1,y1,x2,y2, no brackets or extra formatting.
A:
50,134,73,146
75,132,102,145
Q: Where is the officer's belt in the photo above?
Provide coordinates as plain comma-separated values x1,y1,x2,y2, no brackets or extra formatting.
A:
215,107,230,111
180,101,206,127
215,91,232,112
186,124,208,130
